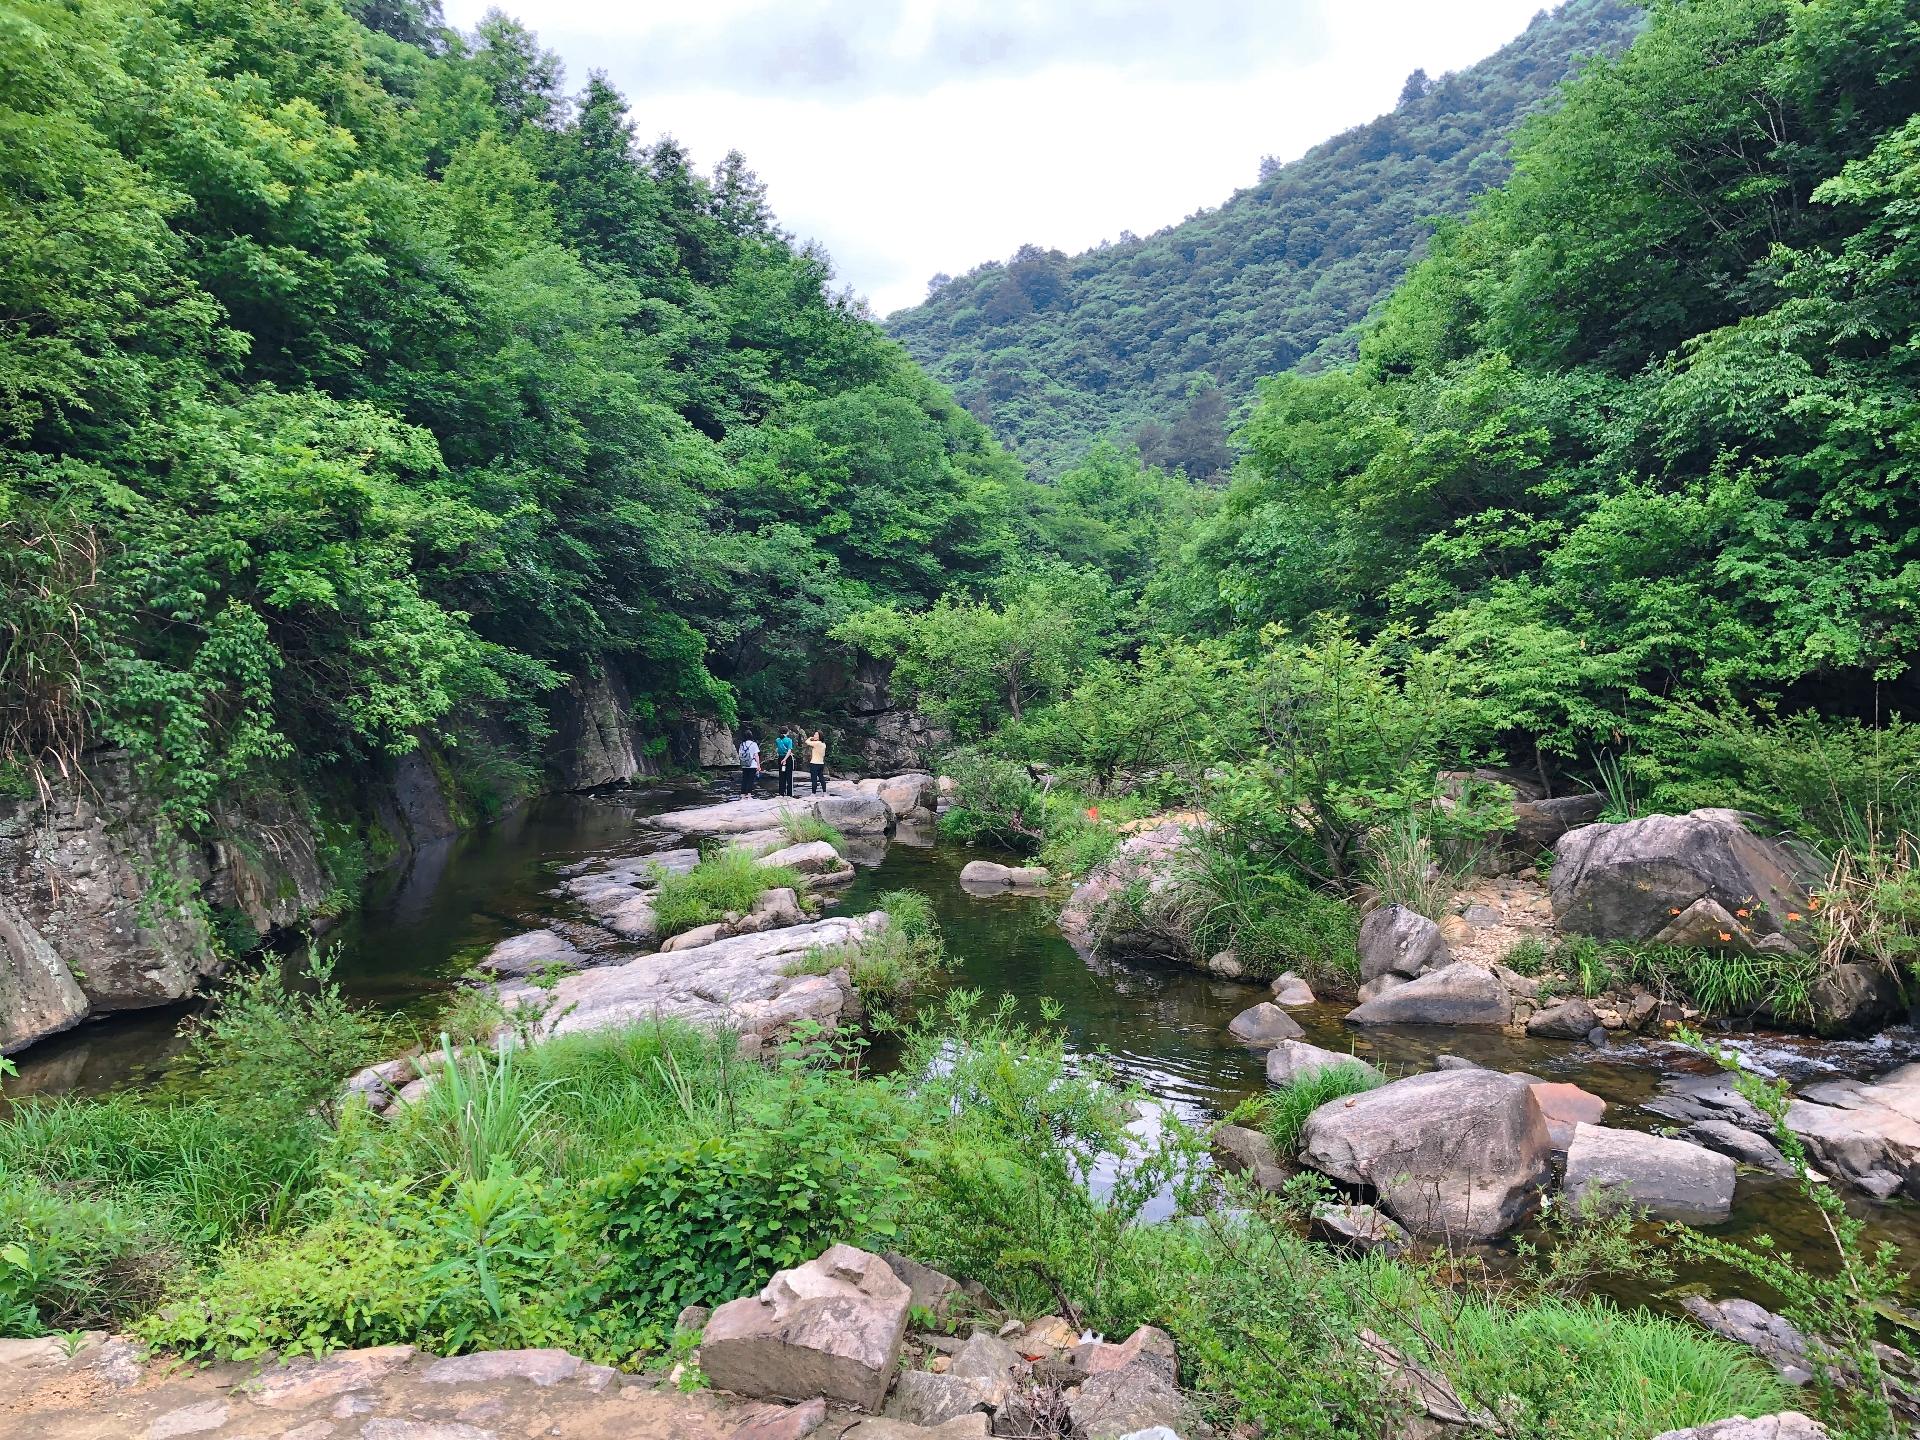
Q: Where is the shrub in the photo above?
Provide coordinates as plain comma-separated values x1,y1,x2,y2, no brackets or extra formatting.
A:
789,890,951,1008
1502,934,1550,976
651,849,803,938
936,745,1049,849
0,1174,171,1335
779,810,847,855
1038,811,1123,878
1179,834,1360,985
1259,1061,1384,1153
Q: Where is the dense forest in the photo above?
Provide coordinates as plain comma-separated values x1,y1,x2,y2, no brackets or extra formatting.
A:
885,0,1645,478
0,0,1042,830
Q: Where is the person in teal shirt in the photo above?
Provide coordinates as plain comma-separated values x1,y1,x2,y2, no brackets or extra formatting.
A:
774,730,797,796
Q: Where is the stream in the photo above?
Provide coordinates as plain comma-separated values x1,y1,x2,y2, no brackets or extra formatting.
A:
9,782,1918,1309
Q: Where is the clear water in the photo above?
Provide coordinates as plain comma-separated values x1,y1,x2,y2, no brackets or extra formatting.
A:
8,787,1918,1308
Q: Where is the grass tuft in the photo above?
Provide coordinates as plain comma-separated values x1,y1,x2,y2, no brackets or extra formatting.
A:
652,848,804,938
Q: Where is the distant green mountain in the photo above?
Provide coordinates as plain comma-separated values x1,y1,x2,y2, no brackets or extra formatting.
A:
885,0,1644,478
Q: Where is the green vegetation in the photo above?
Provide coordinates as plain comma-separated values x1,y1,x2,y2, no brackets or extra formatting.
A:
786,890,951,1007
778,811,848,856
1252,1062,1385,1153
886,0,1645,477
651,850,804,939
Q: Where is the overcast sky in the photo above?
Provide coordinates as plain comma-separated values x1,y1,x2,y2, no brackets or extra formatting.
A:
442,0,1555,316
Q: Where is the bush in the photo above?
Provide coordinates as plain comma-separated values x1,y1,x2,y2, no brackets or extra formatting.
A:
936,745,1049,849
789,890,951,1008
1180,834,1360,985
1258,1062,1384,1153
651,849,803,938
0,1174,171,1335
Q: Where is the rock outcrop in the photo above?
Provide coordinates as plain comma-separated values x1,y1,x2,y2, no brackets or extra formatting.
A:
1652,1416,1828,1440
1057,821,1194,962
654,793,891,840
1297,1069,1553,1240
545,670,658,791
1356,904,1448,1002
857,773,936,822
1562,1123,1737,1223
700,1245,912,1412
497,913,882,1048
0,894,88,1053
1785,1064,1920,1200
1550,809,1820,953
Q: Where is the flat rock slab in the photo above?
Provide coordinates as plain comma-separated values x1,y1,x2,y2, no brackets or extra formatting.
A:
1345,962,1512,1028
654,794,890,839
1652,1414,1829,1440
420,1349,581,1386
498,914,882,1045
478,929,585,978
1785,1063,1920,1200
957,860,1052,891
1563,1123,1736,1223
252,1345,419,1408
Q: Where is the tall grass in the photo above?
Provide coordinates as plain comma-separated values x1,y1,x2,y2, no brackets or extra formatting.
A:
779,810,848,855
1362,809,1459,919
651,848,804,938
394,1039,566,1182
1257,1062,1383,1153
1178,834,1359,985
786,890,951,1006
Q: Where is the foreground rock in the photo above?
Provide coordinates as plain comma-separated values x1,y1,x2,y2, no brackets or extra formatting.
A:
1563,1123,1736,1223
1785,1064,1920,1200
477,927,587,979
1298,1069,1553,1240
757,841,854,886
1550,809,1819,954
1345,962,1512,1028
1652,1416,1828,1440
700,1245,911,1412
654,792,890,840
1058,821,1195,961
497,913,883,1048
1211,1123,1291,1191
1356,904,1448,1003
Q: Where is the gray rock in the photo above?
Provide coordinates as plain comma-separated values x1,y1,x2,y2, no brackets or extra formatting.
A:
1683,1119,1793,1176
677,1304,711,1333
147,1400,230,1439
1345,962,1513,1028
1357,905,1448,1000
652,793,888,840
476,929,583,979
498,913,882,1048
1356,1328,1493,1428
1680,1297,1815,1385
886,1370,998,1427
544,671,646,790
1794,960,1905,1038
1651,1414,1829,1440
359,1423,497,1440
957,860,1050,890
1784,1064,1920,1201
1509,792,1605,855
250,1345,418,1409
1210,1123,1291,1191
882,1252,961,1319
1270,972,1315,1006
1066,1360,1187,1440
1550,809,1821,952
856,773,937,821
419,1348,580,1386
1265,1040,1381,1089
0,893,89,1053
1310,1203,1409,1257
1526,998,1600,1040
842,1417,989,1440
760,842,852,881
700,1244,912,1412
1057,823,1195,963
1298,1069,1553,1240
1226,1001,1304,1047
1563,1124,1737,1223
950,1329,1026,1385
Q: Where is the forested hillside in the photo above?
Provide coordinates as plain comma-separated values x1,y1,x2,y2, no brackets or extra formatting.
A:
0,0,1028,825
886,0,1643,477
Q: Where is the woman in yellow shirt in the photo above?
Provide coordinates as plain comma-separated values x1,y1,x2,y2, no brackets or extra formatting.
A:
804,730,827,794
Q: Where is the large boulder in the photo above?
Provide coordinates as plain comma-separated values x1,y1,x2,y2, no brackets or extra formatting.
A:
1563,1123,1737,1223
476,928,586,980
1784,1064,1920,1200
1210,1123,1291,1191
1345,962,1513,1028
653,793,889,841
1526,998,1600,1039
1226,1002,1304,1047
700,1245,911,1412
0,894,88,1053
1298,1069,1553,1240
545,671,651,791
857,773,936,821
1064,1359,1188,1440
1356,904,1448,1002
1266,1040,1381,1088
1529,1080,1606,1151
958,861,1052,892
1550,809,1821,953
1057,821,1195,962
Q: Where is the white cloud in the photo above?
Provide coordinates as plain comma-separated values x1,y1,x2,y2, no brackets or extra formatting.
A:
444,0,1553,315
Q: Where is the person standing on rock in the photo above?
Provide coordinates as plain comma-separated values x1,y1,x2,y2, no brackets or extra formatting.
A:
737,732,761,796
804,729,827,794
774,729,797,797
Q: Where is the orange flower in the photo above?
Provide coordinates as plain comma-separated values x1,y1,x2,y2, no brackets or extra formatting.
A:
1717,932,1733,942
1810,897,1823,911
1087,806,1099,821
1735,908,1751,918
1787,911,1803,922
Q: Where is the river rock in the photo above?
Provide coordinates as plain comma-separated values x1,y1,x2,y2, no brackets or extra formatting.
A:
1549,809,1821,954
1298,1069,1553,1240
1345,962,1513,1028
857,773,937,821
1526,998,1599,1040
1270,971,1315,1006
1058,821,1195,962
498,913,881,1047
1226,1001,1304,1047
1563,1123,1736,1223
1784,1064,1920,1200
759,842,853,885
1680,1297,1816,1385
1651,1414,1828,1440
1310,1203,1409,1257
1356,904,1448,1002
1265,1039,1381,1088
1210,1123,1291,1190
700,1244,911,1412
1791,960,1906,1038
0,893,89,1053
958,860,1052,891
842,1418,989,1440
1529,1080,1606,1150
477,929,584,979
1065,1359,1188,1440
1683,1119,1793,1175
886,1370,999,1427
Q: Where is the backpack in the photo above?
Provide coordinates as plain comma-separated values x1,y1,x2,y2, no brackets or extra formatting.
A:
738,740,757,767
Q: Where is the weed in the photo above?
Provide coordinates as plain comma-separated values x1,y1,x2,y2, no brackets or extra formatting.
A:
1259,1062,1384,1153
651,849,803,938
779,810,848,855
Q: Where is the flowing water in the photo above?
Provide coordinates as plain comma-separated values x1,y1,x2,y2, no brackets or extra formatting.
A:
8,785,1918,1307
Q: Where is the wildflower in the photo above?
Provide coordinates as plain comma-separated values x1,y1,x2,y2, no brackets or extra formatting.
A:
1810,897,1823,912
1735,908,1750,918
1717,932,1733,942
1786,911,1802,922
1087,807,1099,821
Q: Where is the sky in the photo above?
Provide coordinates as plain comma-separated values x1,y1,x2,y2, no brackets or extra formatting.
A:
441,0,1556,317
